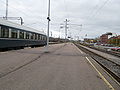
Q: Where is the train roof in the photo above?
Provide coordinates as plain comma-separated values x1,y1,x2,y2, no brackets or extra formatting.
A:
0,19,46,35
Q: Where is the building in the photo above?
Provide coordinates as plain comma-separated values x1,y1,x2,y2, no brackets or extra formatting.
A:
108,35,120,40
117,35,120,39
100,34,108,44
108,35,120,45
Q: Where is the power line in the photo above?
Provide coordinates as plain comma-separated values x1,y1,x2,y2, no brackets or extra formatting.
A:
0,0,29,17
86,1,101,20
88,0,110,19
63,0,70,19
0,0,44,18
69,24,82,27
0,0,45,24
10,0,36,15
92,0,110,17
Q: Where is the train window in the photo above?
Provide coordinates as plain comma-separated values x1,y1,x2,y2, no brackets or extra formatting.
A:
0,26,1,37
19,31,24,39
43,36,45,41
42,36,43,40
39,35,42,40
33,34,35,40
26,32,29,39
43,36,44,40
29,33,31,39
0,26,9,38
44,36,45,40
41,35,43,40
40,35,42,40
37,34,38,40
30,33,34,39
38,34,40,40
45,36,47,41
38,35,39,40
11,29,17,38
44,36,46,41
35,34,37,40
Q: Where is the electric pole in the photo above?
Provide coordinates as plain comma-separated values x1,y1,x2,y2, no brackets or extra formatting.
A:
51,31,52,37
19,17,24,25
45,0,51,52
6,0,8,20
64,19,69,43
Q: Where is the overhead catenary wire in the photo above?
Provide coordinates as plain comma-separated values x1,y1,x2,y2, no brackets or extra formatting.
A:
9,0,40,17
92,0,110,18
0,0,29,17
87,0,110,20
0,0,44,19
12,1,33,13
0,0,47,28
86,1,102,20
63,0,69,19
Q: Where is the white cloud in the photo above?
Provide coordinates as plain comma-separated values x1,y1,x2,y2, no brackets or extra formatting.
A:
0,0,120,40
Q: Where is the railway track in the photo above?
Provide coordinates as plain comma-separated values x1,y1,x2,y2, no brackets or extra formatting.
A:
87,45,120,58
74,43,120,83
110,51,120,57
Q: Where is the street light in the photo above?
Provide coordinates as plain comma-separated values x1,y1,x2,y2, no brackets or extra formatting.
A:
45,0,51,53
5,0,8,20
59,24,64,38
64,19,69,43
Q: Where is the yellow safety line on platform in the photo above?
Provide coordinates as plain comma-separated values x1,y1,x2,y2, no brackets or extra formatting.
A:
75,44,120,86
90,57,120,86
85,57,115,90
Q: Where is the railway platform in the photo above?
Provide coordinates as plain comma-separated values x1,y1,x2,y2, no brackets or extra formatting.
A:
79,44,120,65
0,43,119,90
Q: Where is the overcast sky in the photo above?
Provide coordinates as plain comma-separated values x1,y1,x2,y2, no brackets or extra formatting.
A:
0,0,120,40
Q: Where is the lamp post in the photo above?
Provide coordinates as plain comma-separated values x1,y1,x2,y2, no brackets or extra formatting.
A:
45,0,51,52
64,19,69,43
5,0,8,20
59,24,64,38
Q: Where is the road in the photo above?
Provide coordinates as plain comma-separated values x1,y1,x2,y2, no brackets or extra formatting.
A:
0,43,119,90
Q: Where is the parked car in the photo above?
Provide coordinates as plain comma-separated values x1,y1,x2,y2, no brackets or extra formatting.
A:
111,47,120,51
